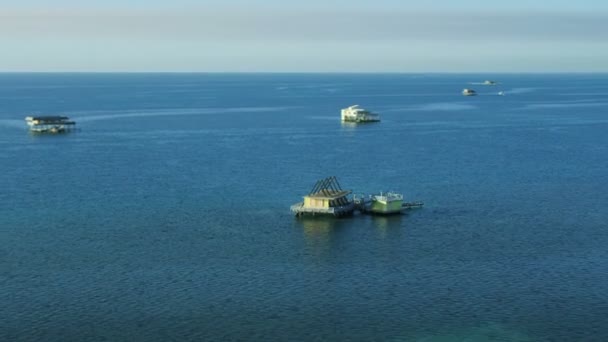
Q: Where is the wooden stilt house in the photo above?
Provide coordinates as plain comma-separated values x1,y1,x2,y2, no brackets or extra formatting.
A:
290,176,354,217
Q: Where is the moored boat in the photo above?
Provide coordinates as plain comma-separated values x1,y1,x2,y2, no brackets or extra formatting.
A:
368,191,404,214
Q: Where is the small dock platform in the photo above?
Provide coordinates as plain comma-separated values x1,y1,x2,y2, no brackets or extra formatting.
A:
402,201,424,209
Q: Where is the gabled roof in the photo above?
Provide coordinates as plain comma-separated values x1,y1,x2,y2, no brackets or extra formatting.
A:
305,176,351,199
306,189,351,200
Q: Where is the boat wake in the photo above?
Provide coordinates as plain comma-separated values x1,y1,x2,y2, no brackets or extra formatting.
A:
416,103,478,112
0,119,26,129
383,103,477,112
505,87,537,94
523,101,608,110
74,106,292,122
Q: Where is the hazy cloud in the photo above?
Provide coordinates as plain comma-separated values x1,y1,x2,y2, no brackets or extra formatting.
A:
1,7,607,71
2,9,607,42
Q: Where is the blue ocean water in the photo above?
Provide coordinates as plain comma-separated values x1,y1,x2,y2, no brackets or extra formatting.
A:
1,73,608,341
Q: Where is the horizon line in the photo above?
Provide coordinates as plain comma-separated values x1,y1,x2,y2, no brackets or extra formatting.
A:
1,71,608,74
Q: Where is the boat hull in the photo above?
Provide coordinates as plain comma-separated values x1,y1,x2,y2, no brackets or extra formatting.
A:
342,117,381,123
369,199,404,214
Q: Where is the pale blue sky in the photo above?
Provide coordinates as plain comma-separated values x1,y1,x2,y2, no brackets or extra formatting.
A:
1,0,607,72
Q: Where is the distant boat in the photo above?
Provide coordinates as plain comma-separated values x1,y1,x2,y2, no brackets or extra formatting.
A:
341,105,380,123
462,89,477,96
483,80,498,85
498,91,505,96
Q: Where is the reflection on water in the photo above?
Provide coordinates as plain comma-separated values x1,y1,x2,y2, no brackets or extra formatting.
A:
296,217,354,260
298,217,334,258
399,323,534,342
297,214,405,250
371,215,404,239
340,121,359,130
340,120,385,131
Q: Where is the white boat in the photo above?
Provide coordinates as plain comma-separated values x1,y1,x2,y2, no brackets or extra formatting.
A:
462,89,477,96
498,91,505,96
369,191,404,214
353,191,425,215
483,80,498,85
341,105,380,123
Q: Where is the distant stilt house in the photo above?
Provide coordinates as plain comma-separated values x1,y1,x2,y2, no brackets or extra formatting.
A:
291,176,355,217
341,105,380,123
462,89,477,96
25,116,76,133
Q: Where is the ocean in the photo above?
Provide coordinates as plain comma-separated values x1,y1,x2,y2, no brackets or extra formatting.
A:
1,73,607,341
